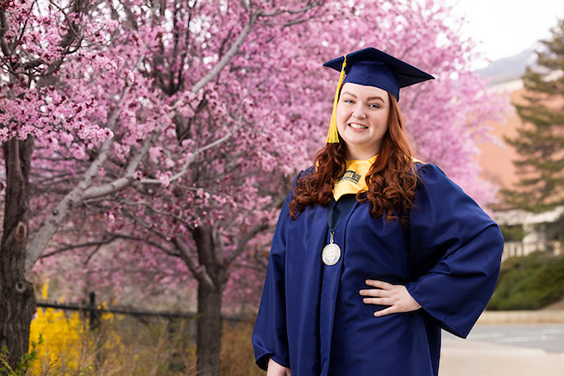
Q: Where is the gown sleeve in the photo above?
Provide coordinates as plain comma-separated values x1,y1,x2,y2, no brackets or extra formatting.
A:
252,172,301,370
405,164,504,338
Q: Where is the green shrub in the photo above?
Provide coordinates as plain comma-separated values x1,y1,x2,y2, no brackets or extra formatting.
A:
488,252,564,310
0,340,40,376
499,225,526,242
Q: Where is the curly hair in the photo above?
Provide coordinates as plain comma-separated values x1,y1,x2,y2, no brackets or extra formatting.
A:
289,94,418,222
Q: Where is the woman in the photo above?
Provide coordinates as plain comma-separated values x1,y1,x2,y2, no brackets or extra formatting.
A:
252,47,504,376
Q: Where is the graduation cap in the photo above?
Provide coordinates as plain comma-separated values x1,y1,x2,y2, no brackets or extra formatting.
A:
323,47,434,143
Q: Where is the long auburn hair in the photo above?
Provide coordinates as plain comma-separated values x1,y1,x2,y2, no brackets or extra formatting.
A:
289,94,418,222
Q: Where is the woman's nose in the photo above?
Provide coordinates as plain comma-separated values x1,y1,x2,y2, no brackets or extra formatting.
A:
352,104,367,119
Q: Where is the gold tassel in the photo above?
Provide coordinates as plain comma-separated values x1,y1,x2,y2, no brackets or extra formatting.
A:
326,55,347,143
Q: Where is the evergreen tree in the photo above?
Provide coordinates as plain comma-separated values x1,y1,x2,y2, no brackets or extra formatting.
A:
505,19,564,211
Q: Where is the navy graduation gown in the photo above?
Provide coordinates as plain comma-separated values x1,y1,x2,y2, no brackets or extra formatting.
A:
252,163,504,375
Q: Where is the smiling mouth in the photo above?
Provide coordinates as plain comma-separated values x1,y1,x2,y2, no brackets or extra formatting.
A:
348,123,368,130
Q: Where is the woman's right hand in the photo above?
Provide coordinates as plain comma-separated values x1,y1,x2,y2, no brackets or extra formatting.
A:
267,358,291,376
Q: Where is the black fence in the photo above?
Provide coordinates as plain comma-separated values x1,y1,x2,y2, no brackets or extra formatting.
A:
33,292,249,374
36,292,209,331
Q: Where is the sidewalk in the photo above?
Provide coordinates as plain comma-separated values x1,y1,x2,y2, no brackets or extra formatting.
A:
440,308,564,376
440,336,564,376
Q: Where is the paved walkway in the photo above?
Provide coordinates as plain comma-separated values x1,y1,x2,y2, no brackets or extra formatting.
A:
440,336,564,376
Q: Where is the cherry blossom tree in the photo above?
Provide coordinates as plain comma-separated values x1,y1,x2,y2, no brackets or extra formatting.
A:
33,2,329,373
1,0,507,374
1,0,324,371
0,0,104,368
37,2,507,375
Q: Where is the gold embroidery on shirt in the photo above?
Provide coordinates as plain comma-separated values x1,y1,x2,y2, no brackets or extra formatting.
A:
339,170,362,184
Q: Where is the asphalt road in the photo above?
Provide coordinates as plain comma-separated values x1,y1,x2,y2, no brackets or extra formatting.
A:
451,324,564,353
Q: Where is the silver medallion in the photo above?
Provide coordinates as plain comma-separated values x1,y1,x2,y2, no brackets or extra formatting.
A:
322,242,341,265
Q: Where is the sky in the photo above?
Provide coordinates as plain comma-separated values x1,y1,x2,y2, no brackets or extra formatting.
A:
448,0,564,67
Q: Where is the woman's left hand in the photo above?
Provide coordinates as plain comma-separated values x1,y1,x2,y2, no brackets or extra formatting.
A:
359,279,421,317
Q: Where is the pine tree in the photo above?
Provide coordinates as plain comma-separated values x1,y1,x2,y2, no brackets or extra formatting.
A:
504,18,564,211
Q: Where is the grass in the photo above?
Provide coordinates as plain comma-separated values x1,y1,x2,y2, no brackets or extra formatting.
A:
25,310,263,376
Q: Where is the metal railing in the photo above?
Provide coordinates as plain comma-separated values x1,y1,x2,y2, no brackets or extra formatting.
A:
502,240,563,260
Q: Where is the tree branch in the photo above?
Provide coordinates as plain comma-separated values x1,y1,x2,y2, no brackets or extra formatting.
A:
107,232,180,258
25,93,150,275
171,236,215,289
140,116,244,185
82,130,159,198
191,12,259,93
25,133,115,274
0,9,11,57
118,199,190,228
39,236,119,259
19,0,87,75
257,1,321,17
226,222,268,265
109,208,215,291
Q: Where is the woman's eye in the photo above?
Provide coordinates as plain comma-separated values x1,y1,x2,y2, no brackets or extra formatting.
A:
369,104,380,109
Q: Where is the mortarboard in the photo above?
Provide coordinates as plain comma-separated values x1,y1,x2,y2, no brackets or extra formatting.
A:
323,47,434,143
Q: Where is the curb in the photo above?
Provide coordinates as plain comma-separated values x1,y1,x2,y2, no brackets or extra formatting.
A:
477,310,564,324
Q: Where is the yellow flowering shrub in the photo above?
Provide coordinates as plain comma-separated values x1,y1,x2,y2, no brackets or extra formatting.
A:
28,282,121,374
25,282,258,375
28,282,85,374
29,307,84,374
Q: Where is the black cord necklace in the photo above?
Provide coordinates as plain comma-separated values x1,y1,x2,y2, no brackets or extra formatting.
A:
322,195,356,265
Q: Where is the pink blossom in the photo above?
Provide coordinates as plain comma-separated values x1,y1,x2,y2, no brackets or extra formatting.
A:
9,0,507,315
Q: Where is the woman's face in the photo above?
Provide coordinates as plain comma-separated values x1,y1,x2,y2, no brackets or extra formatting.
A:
336,82,390,160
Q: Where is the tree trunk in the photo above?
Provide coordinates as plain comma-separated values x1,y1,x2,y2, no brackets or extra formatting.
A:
0,137,36,373
193,225,227,376
196,282,224,376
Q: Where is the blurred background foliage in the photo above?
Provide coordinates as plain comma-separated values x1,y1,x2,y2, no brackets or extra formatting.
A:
26,308,260,376
22,283,261,376
488,252,564,310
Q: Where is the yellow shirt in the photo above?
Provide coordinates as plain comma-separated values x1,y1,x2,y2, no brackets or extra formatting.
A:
332,157,424,201
333,156,377,201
